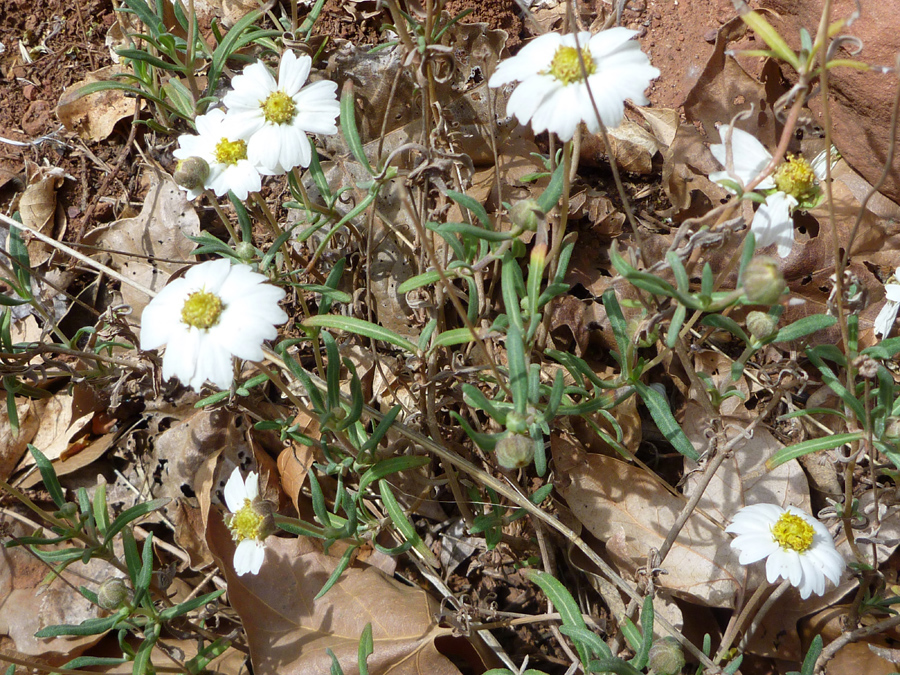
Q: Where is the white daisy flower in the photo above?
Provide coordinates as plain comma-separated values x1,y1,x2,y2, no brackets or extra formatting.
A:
223,468,273,576
488,29,659,142
222,50,339,175
172,108,264,200
709,126,833,258
874,267,900,338
726,503,845,600
140,259,288,391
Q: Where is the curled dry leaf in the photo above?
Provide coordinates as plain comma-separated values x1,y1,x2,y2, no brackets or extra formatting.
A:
56,65,142,142
206,513,464,675
19,165,68,266
276,410,318,513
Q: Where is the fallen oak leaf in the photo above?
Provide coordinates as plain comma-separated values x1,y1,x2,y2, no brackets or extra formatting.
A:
206,512,464,675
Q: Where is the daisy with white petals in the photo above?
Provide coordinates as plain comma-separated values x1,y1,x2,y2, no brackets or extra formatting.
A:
488,28,659,142
710,126,833,258
875,268,900,338
726,503,845,599
140,259,287,391
173,108,264,200
224,468,273,576
223,50,340,175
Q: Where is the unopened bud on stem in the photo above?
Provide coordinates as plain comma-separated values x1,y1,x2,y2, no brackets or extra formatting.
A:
743,256,786,305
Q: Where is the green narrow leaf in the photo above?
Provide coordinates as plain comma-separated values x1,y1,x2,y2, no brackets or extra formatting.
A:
666,303,686,349
799,634,823,675
634,382,699,461
158,589,225,622
521,570,590,666
701,314,750,345
378,480,439,568
340,81,374,175
630,595,654,669
315,545,357,600
358,623,374,675
445,189,491,229
104,499,169,545
667,252,689,293
773,314,837,342
302,316,418,354
602,290,630,368
536,160,566,214
766,432,863,469
28,445,66,509
358,456,430,496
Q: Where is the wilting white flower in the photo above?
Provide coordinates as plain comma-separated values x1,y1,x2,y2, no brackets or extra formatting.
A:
140,259,287,391
223,50,339,174
172,108,264,200
224,468,272,576
710,126,833,258
488,28,659,141
726,503,845,599
875,267,900,338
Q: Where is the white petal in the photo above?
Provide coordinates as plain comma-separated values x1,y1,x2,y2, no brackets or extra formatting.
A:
223,467,248,513
587,27,640,58
489,33,562,86
244,471,260,501
162,327,202,389
278,51,311,96
224,62,276,111
234,539,265,576
875,300,900,338
247,124,287,173
711,126,776,189
751,192,797,257
192,341,234,390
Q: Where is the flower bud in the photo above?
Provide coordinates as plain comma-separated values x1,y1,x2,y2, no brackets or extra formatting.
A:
495,433,535,469
743,256,786,305
746,311,778,341
505,411,529,435
173,157,210,191
252,499,277,539
509,199,544,233
55,502,79,521
648,637,685,675
885,417,900,443
235,241,256,262
97,577,131,610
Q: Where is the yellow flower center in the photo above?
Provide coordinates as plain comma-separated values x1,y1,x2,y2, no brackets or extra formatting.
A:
214,138,248,165
262,90,296,125
774,155,817,201
228,499,264,542
181,290,223,329
547,46,596,85
771,512,814,552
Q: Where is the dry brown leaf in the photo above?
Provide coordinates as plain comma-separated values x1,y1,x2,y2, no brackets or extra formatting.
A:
19,165,68,266
90,172,199,318
0,520,120,662
206,513,463,675
635,106,680,148
681,402,813,527
56,65,141,141
582,119,661,175
553,436,743,608
683,17,777,148
0,398,42,482
277,421,316,513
